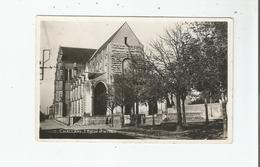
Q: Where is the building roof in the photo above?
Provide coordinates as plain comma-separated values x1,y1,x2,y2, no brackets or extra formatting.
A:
88,23,125,62
88,22,142,61
60,46,96,64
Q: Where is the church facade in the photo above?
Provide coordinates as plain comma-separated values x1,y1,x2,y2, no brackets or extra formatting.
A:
53,22,156,126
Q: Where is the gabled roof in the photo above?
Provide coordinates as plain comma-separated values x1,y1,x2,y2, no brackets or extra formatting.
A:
60,46,96,64
88,22,142,61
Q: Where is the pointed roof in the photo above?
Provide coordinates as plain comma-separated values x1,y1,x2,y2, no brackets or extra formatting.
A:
88,22,142,61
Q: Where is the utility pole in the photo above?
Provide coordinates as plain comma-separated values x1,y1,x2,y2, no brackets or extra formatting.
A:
40,49,53,80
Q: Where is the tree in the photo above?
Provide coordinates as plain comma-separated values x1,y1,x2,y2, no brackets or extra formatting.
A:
119,52,167,127
105,83,122,127
137,57,166,126
105,73,136,126
123,56,144,126
108,54,148,127
190,22,228,128
191,22,227,97
105,47,162,127
147,23,200,131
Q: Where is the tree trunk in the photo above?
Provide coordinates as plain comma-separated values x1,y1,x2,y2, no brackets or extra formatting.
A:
210,94,213,117
204,98,209,125
165,96,169,113
152,112,155,126
131,103,135,125
121,105,124,126
222,97,228,138
171,94,175,106
165,100,168,114
176,94,183,131
135,101,139,127
111,106,114,127
148,98,157,126
181,98,186,125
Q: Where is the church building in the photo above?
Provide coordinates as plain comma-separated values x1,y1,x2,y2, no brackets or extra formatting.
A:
53,22,167,126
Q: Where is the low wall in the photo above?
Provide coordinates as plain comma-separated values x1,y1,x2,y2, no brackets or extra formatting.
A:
76,103,223,127
83,115,122,128
144,112,205,125
144,103,222,125
84,116,107,125
113,102,222,117
56,117,70,125
185,103,222,119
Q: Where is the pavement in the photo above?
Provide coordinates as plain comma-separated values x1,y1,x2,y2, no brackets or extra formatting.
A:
40,119,115,130
40,119,66,129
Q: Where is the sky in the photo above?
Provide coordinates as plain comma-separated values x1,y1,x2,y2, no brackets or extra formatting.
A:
39,17,202,114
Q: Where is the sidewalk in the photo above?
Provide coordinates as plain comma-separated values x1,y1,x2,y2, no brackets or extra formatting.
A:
40,119,66,130
40,119,116,130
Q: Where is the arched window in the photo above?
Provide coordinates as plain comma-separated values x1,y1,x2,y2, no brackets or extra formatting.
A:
122,58,131,75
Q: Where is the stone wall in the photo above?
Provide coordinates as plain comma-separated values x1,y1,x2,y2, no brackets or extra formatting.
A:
110,43,143,74
88,48,108,73
56,117,70,125
83,115,122,128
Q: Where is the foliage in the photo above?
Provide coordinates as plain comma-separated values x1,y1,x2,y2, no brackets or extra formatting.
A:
190,22,228,97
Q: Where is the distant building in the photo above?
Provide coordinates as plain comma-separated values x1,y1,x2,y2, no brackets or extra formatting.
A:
48,105,55,119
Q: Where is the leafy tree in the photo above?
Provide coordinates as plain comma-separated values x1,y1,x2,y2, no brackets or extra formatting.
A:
105,73,137,126
191,22,227,96
190,22,228,128
108,54,148,127
136,56,166,125
105,83,123,127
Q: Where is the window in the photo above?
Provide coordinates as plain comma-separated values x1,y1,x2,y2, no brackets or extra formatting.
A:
124,37,128,45
122,58,131,74
64,69,68,81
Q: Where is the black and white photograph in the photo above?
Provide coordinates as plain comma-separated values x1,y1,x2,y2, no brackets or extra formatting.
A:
0,0,258,166
37,16,232,142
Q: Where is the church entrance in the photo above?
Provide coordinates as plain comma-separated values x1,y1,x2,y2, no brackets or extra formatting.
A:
93,82,107,116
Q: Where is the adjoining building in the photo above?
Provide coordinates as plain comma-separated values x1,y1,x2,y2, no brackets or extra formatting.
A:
53,45,96,124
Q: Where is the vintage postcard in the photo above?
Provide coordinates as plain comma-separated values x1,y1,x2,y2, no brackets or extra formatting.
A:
36,16,233,143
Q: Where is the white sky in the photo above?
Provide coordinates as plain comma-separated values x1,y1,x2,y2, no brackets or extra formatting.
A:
39,17,219,113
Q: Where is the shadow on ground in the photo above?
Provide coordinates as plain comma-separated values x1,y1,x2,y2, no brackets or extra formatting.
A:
117,119,225,140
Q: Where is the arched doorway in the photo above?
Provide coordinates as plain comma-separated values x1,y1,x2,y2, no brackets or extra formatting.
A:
93,82,107,116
